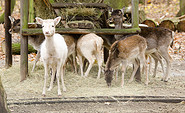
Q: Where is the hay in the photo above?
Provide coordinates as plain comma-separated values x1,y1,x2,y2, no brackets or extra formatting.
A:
63,7,97,16
0,62,185,100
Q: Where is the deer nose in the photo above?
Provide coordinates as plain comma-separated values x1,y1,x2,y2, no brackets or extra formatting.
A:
45,31,49,34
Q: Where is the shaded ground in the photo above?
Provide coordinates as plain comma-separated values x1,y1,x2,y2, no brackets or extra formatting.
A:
8,101,185,113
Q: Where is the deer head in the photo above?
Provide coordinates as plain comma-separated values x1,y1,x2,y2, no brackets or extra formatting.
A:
35,16,61,37
8,16,21,34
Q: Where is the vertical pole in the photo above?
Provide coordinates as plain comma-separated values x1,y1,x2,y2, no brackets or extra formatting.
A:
20,0,29,81
132,0,139,28
132,0,141,82
4,0,12,68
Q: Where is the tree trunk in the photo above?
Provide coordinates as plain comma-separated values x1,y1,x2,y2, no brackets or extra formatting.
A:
0,0,15,24
0,76,9,113
176,0,185,17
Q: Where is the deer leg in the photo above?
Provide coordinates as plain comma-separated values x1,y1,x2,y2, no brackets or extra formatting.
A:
31,51,41,72
72,53,77,74
128,59,139,83
159,47,171,82
115,66,119,82
140,52,148,85
77,54,84,77
42,61,49,96
151,52,165,78
61,65,66,92
84,58,95,77
121,61,127,87
48,66,56,91
96,51,103,79
56,63,62,96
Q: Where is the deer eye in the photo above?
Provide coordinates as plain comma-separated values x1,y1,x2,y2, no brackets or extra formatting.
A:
52,25,54,27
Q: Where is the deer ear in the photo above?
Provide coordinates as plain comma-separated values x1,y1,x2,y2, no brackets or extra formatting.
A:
54,16,61,26
9,16,15,23
120,6,125,15
35,17,43,25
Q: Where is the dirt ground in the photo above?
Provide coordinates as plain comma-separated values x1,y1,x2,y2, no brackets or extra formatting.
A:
0,58,184,113
8,101,185,113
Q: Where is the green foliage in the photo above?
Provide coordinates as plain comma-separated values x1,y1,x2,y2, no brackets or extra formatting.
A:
12,43,37,55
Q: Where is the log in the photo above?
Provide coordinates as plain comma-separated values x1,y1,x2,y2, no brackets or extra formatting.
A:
159,20,176,31
177,20,185,32
0,76,9,113
1,40,37,55
141,19,157,27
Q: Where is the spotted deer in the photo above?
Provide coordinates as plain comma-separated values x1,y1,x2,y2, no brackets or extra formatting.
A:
9,16,77,73
109,9,173,82
105,35,148,87
77,33,104,79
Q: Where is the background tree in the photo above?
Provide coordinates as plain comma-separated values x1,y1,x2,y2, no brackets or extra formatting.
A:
0,0,15,24
177,0,185,17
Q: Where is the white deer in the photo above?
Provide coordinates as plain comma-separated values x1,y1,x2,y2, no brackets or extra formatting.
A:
36,16,68,96
77,33,104,79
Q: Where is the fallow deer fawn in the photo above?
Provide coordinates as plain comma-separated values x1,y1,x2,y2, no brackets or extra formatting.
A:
77,33,104,79
105,35,148,87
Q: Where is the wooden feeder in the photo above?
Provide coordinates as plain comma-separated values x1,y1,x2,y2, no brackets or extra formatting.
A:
5,0,140,81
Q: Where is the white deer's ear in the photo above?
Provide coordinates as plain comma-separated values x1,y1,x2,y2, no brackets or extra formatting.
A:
54,16,61,26
9,16,15,23
35,17,43,25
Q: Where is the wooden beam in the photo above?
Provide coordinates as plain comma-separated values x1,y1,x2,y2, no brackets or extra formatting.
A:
132,0,139,28
4,0,12,68
132,0,141,82
52,3,108,9
22,28,141,36
20,0,29,81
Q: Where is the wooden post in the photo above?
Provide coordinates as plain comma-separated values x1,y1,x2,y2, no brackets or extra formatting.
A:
132,0,139,28
4,0,12,68
132,0,141,82
20,0,29,81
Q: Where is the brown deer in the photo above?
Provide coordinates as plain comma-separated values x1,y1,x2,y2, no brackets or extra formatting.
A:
77,33,104,79
9,16,77,73
109,9,173,82
105,34,148,87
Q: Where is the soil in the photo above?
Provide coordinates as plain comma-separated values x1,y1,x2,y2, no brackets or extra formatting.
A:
8,101,185,113
0,58,184,113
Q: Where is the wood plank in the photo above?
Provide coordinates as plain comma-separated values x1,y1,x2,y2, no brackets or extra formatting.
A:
22,28,141,36
52,3,108,9
132,0,139,28
20,0,29,81
4,0,12,68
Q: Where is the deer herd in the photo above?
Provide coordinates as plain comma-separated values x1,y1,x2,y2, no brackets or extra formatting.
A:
8,8,174,96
